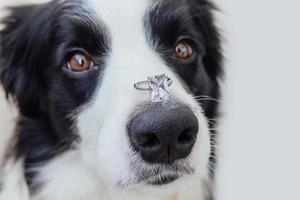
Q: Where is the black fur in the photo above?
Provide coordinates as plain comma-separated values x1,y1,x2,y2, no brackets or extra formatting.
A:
0,1,110,188
0,0,222,197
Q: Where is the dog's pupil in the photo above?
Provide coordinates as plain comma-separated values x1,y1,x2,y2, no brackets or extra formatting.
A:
175,43,190,58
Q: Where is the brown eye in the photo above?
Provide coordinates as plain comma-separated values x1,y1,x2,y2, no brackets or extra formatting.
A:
174,41,194,59
67,53,93,72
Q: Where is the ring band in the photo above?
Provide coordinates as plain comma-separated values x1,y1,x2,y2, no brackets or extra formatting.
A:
134,78,173,91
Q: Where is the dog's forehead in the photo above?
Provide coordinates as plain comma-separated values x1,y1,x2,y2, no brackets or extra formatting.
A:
87,0,153,29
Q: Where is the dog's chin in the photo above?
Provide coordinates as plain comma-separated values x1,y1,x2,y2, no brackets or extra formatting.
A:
119,162,195,188
119,173,183,189
146,173,180,186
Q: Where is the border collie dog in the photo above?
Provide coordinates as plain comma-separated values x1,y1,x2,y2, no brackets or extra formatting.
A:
0,0,222,199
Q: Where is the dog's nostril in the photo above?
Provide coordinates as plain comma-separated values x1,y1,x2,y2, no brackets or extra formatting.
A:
177,128,194,146
137,133,160,150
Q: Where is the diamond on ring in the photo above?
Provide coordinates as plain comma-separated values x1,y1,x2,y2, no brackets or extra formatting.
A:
134,74,172,103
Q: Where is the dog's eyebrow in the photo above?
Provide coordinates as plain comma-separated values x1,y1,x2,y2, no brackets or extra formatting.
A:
58,2,104,31
52,3,110,58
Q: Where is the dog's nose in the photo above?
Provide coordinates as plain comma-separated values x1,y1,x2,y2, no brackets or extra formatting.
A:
128,106,199,164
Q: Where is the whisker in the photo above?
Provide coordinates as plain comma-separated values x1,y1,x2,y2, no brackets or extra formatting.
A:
209,155,217,160
206,164,215,176
193,95,220,103
207,118,220,121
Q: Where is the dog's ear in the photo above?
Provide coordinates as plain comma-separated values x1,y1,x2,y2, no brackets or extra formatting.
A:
0,4,51,117
189,0,223,80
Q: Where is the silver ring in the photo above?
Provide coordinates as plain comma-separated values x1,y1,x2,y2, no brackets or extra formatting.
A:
134,78,173,91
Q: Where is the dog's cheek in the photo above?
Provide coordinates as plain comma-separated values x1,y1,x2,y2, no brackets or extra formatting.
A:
190,110,211,178
75,98,134,185
96,126,132,185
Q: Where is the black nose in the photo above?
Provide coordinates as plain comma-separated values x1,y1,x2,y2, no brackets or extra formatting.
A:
128,106,199,164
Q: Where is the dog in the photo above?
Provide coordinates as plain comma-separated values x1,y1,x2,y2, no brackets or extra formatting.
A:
0,0,223,199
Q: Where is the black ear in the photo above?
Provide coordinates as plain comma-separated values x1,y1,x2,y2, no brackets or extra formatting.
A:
0,4,51,117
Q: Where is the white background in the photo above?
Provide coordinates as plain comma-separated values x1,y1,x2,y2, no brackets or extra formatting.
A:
0,0,300,199
216,0,300,199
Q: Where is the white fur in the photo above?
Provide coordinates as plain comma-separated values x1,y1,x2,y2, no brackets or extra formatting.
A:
0,159,30,200
0,0,212,199
30,151,208,200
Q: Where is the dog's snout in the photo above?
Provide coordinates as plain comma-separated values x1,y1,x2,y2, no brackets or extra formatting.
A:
128,106,199,164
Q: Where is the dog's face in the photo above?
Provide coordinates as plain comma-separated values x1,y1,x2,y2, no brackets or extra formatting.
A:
0,0,221,190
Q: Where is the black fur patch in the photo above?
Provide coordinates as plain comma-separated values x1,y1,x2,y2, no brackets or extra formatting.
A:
0,1,110,189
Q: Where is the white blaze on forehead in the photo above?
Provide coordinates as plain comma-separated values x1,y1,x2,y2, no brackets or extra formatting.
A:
88,0,150,29
87,0,163,68
86,0,164,77
87,0,151,48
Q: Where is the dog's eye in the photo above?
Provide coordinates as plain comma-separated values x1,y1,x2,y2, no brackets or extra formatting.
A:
67,53,93,72
174,41,194,59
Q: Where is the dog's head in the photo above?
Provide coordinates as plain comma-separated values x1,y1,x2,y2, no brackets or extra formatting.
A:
0,0,222,189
